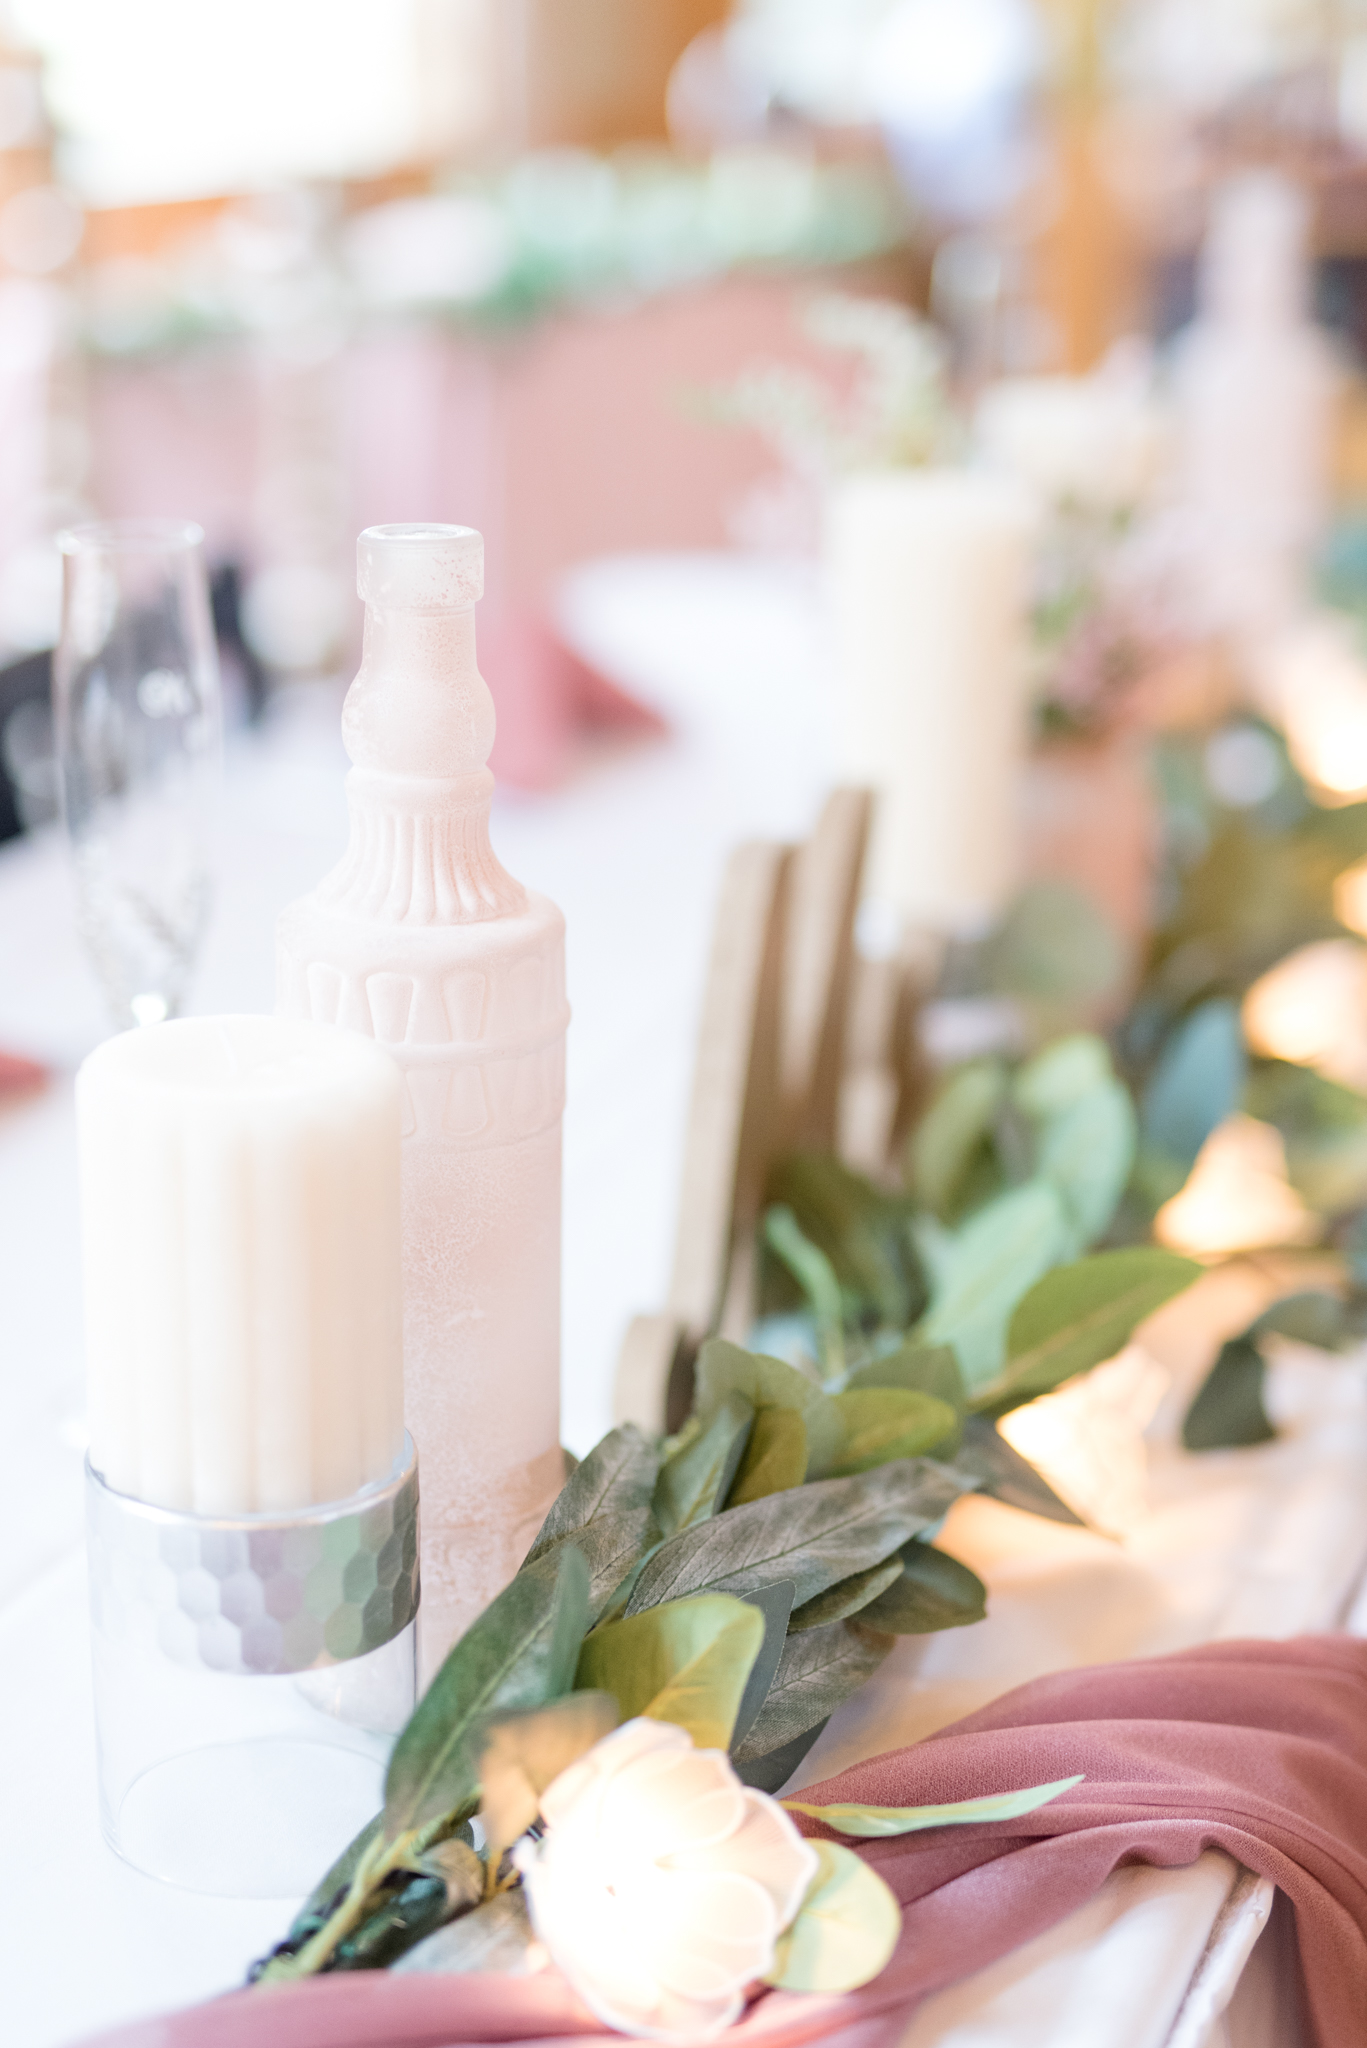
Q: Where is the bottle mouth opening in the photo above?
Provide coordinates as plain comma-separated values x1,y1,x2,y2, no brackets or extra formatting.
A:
360,523,480,546
357,525,483,609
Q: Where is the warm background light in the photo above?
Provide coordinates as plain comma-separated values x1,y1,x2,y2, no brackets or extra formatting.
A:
1242,937,1367,1088
1155,1114,1320,1257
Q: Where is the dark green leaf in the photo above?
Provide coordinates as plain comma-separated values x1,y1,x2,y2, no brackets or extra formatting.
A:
1183,1336,1276,1451
857,1540,986,1634
731,1581,797,1748
726,1405,809,1505
732,1621,892,1766
524,1423,662,1621
654,1393,753,1536
733,1718,831,1793
788,1558,904,1632
383,1544,590,1841
393,1890,535,1976
827,1388,959,1474
1142,1000,1245,1174
907,1061,1008,1220
972,1247,1202,1417
1246,1060,1367,1214
953,1413,1084,1526
624,1461,973,1617
695,1338,843,1477
330,1874,451,1972
1251,1290,1348,1349
765,1152,927,1329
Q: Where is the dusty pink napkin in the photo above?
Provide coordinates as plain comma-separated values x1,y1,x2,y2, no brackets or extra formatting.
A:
76,1636,1367,2048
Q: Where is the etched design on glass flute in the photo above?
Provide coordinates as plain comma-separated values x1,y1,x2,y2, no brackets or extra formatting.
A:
54,518,222,1027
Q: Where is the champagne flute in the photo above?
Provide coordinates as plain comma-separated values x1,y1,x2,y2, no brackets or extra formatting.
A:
54,518,222,1028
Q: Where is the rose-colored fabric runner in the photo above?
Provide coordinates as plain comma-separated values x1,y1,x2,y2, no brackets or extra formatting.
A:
75,1635,1367,2048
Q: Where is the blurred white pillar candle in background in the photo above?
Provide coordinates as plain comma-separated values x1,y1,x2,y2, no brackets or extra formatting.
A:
826,468,1033,933
77,1015,405,1514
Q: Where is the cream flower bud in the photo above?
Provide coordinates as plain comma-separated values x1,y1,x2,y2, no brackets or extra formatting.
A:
513,1717,819,2039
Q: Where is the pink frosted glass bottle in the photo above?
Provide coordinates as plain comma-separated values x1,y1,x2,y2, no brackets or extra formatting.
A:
276,524,565,1677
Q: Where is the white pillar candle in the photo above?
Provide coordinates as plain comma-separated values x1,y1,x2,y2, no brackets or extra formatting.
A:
826,468,1033,933
77,1015,405,1514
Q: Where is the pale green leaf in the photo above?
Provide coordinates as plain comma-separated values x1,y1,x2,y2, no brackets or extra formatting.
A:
907,1060,1008,1218
727,1404,809,1506
972,1247,1202,1417
576,1592,764,1750
827,1388,959,1475
764,1206,845,1370
654,1394,753,1536
477,1691,620,1863
784,1774,1084,1837
764,1841,901,1993
846,1340,965,1415
694,1338,844,1478
1034,1077,1136,1248
1011,1035,1113,1120
921,1181,1074,1392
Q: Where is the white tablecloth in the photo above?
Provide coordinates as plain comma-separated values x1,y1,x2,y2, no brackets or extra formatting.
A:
0,554,1360,2048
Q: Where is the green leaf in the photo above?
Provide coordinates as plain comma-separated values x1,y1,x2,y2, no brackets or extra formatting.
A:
764,1840,901,1993
921,1181,1074,1391
329,1873,452,1972
953,1414,1084,1526
383,1544,591,1841
732,1620,892,1765
524,1424,662,1621
788,1557,904,1633
625,1461,974,1616
764,1152,927,1329
477,1692,620,1864
907,1060,1008,1219
726,1405,809,1505
827,1388,959,1475
654,1393,753,1536
784,1774,1083,1837
1012,1036,1113,1120
846,1341,965,1414
576,1593,764,1750
731,1581,797,1748
1142,1001,1245,1174
1034,1077,1136,1248
1182,1337,1276,1451
972,1247,1202,1418
857,1540,986,1634
695,1338,844,1478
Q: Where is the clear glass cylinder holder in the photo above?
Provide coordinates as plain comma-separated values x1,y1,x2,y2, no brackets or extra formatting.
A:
86,1436,419,1898
54,517,222,1029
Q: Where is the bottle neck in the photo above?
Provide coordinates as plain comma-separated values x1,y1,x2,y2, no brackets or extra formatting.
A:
344,606,495,780
320,601,524,925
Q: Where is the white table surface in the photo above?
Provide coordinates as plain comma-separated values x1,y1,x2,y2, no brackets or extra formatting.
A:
0,553,1358,2048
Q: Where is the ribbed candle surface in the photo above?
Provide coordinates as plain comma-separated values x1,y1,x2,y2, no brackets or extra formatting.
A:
77,1015,404,1513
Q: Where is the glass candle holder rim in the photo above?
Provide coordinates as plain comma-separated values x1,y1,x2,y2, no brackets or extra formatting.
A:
84,1430,418,1529
57,516,206,557
359,521,480,546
